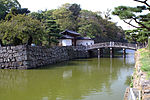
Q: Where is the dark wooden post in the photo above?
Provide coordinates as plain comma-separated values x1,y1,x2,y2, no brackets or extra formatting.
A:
98,48,103,58
123,48,126,58
110,48,114,58
98,48,100,58
100,48,103,57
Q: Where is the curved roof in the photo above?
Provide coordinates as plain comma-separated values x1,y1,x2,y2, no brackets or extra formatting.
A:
60,30,81,36
59,35,74,39
76,37,92,40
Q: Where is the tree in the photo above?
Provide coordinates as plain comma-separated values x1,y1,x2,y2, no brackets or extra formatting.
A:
0,1,7,20
78,10,125,42
52,3,81,31
78,10,102,38
103,9,112,20
29,10,46,22
44,15,61,46
69,3,81,31
0,0,21,20
69,3,81,18
112,0,150,44
30,10,61,46
0,15,45,45
52,4,74,31
5,7,30,21
30,3,125,44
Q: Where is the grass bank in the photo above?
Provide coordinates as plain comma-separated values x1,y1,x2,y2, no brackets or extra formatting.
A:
138,48,150,77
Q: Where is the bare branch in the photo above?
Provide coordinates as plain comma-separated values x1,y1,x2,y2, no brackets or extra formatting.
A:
123,20,139,28
133,18,150,30
123,20,141,28
129,19,133,23
134,0,150,8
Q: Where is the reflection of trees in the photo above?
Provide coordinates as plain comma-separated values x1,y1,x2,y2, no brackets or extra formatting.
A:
0,57,135,100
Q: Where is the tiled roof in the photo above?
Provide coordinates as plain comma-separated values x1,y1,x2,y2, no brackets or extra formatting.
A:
76,37,92,40
59,35,74,39
60,30,81,36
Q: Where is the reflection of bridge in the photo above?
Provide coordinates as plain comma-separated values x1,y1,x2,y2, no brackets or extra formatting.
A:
86,42,140,58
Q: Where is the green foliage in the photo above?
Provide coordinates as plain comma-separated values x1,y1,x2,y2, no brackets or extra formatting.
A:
5,7,30,21
112,6,135,19
112,1,150,44
130,76,133,88
0,1,7,20
130,81,133,88
125,75,133,86
125,28,149,44
52,3,81,31
0,0,21,20
124,75,133,88
78,10,101,38
78,10,125,42
138,49,150,77
69,3,81,17
45,19,61,45
52,4,75,31
0,2,126,46
29,3,125,43
0,15,45,45
112,6,146,19
30,10,61,46
29,11,45,21
148,37,150,50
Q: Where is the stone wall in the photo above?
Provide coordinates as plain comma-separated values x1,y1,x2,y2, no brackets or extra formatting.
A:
124,51,150,100
0,45,89,69
0,45,28,69
133,51,150,100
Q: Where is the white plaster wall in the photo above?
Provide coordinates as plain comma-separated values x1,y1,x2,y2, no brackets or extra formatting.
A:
59,39,72,46
76,40,94,46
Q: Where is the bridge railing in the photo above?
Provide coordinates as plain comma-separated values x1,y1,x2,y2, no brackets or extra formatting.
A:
87,42,138,50
113,42,137,48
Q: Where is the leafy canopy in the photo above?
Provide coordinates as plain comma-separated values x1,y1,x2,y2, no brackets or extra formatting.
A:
0,15,45,45
0,0,21,20
112,0,150,43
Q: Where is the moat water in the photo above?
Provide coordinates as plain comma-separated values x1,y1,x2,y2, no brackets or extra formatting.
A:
0,50,135,100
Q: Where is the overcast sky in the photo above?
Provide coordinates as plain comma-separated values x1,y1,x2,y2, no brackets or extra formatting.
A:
17,0,142,29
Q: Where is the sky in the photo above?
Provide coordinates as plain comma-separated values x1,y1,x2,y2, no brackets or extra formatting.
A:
17,0,143,30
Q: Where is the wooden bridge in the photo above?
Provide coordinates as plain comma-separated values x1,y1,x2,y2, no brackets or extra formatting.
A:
86,42,138,50
86,42,141,58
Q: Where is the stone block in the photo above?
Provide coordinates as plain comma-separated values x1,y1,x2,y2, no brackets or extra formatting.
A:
11,58,16,62
142,95,150,100
8,49,13,53
2,49,7,53
11,46,16,49
0,59,3,63
6,46,11,50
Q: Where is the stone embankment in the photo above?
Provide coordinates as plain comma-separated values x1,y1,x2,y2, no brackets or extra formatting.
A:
125,51,150,100
132,51,150,100
0,45,89,69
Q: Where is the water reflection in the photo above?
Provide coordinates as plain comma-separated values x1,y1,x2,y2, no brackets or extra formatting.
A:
63,70,72,79
0,51,135,100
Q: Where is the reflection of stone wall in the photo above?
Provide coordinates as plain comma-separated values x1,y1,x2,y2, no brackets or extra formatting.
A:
0,45,89,69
